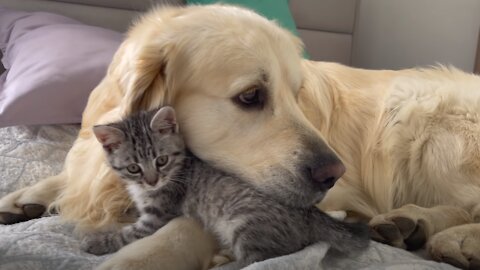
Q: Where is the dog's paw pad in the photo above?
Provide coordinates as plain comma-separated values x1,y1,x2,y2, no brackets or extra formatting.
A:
469,258,480,270
370,223,402,245
402,220,427,250
440,256,468,269
0,212,30,224
22,204,46,219
0,203,46,224
390,216,416,237
388,216,427,250
370,214,428,250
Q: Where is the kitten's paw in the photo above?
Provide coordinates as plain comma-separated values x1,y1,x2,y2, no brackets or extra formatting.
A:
344,221,371,251
81,234,117,255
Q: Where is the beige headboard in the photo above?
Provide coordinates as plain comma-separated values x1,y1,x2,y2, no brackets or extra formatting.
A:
0,0,186,74
1,0,478,73
0,0,358,72
0,0,183,32
476,30,480,74
290,0,357,66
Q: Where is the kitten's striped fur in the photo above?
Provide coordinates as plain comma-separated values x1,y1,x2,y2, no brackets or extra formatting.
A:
82,107,369,266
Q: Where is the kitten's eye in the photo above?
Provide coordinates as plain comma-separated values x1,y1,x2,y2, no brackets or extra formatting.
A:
126,164,142,174
156,156,169,167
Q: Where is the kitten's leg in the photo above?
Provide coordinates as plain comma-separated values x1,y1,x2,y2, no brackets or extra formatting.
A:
228,226,294,268
223,210,368,268
82,215,167,255
0,173,65,224
82,208,178,255
310,209,370,254
96,217,217,270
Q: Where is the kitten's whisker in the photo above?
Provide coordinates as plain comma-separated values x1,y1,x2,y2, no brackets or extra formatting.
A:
169,179,187,193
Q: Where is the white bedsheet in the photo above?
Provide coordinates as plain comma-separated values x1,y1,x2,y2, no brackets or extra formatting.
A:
0,125,458,270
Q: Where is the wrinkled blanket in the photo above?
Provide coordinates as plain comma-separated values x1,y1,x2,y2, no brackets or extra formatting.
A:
0,125,458,270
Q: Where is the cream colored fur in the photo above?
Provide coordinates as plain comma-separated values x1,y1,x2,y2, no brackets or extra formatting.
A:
0,4,479,270
96,217,217,270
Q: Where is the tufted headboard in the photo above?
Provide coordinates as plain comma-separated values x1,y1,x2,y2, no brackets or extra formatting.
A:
0,0,176,74
0,0,358,74
0,0,184,32
1,0,479,73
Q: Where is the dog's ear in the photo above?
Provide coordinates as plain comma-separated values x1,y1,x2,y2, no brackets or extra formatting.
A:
114,42,173,117
290,33,305,58
110,7,186,117
121,44,172,115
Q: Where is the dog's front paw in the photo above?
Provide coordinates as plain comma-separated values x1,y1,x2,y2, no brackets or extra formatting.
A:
428,224,480,270
81,233,117,255
0,187,47,224
369,210,429,250
369,204,472,251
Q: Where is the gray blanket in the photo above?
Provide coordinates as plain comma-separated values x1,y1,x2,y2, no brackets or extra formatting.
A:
0,125,458,270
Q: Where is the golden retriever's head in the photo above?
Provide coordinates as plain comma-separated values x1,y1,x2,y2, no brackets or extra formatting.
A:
110,5,344,207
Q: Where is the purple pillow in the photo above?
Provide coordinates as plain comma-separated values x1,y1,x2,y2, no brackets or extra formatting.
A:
0,8,123,127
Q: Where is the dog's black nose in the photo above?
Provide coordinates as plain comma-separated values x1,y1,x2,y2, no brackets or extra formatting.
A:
311,161,345,191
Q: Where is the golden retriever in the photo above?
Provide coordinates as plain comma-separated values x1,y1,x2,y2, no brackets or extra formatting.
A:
0,4,479,270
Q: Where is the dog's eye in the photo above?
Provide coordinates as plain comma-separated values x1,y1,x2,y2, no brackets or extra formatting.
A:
156,155,169,168
234,87,265,109
126,164,142,174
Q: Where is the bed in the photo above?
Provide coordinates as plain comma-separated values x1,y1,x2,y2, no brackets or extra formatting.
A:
0,0,461,269
0,126,457,269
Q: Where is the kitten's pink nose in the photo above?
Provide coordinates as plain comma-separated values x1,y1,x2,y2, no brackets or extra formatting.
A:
145,177,158,187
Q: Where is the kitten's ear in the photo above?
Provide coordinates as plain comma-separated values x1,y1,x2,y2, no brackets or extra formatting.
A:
92,125,125,152
150,106,178,134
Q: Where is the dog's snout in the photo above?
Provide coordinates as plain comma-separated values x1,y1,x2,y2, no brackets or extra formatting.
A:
310,161,345,191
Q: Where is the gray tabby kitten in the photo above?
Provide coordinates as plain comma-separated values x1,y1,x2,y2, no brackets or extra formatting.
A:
82,107,369,266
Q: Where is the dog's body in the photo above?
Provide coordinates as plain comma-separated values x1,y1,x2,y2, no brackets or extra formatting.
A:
304,62,480,217
0,4,479,269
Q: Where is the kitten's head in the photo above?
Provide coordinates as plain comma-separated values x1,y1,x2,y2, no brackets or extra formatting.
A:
93,107,186,189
